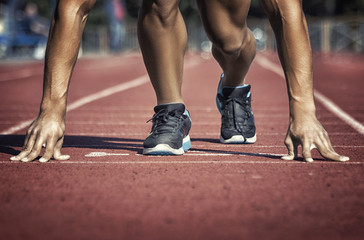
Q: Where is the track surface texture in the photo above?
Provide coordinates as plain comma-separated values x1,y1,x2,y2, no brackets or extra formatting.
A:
1,52,364,240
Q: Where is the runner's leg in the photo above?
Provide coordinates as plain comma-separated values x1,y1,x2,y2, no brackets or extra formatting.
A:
196,0,256,88
138,0,187,105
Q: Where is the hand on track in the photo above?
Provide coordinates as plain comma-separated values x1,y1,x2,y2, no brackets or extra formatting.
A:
281,117,349,162
10,114,69,163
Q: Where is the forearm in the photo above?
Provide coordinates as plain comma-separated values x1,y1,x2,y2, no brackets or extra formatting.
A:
40,3,90,116
261,0,350,162
278,18,315,114
263,0,316,118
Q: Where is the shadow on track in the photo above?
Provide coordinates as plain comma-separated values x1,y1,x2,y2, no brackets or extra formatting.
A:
191,138,282,160
0,135,145,155
0,135,310,161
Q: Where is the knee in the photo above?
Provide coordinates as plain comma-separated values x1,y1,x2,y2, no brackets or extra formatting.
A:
142,0,180,27
213,29,256,56
56,0,96,22
217,37,243,56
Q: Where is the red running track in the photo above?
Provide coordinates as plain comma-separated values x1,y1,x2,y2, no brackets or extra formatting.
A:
0,52,363,240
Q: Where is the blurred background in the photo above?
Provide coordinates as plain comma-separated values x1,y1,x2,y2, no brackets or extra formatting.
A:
0,0,363,60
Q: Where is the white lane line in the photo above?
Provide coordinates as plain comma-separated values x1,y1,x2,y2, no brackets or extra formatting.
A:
57,132,361,137
313,91,364,134
1,161,362,165
255,55,364,135
42,120,358,126
141,153,233,157
82,151,284,158
0,56,203,136
85,152,129,157
83,151,283,158
1,75,149,134
0,120,34,136
60,144,363,148
0,76,148,134
67,75,148,111
84,151,269,157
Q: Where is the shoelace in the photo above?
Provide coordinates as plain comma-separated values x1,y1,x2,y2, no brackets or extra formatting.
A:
223,97,251,133
147,109,182,134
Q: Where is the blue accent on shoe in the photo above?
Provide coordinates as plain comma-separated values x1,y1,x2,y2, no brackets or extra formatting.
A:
182,135,191,151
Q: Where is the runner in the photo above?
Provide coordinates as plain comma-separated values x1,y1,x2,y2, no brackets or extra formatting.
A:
138,0,349,162
10,0,349,162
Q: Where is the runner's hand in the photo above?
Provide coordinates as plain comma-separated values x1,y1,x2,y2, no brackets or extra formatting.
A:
282,117,349,162
10,113,69,163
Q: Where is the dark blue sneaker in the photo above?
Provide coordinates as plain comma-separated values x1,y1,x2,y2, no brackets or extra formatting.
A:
143,103,191,155
216,73,256,144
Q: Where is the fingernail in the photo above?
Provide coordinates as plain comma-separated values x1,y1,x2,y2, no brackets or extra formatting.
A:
10,156,19,161
305,158,314,163
39,157,47,163
340,156,349,162
21,158,29,162
281,155,294,161
58,155,70,161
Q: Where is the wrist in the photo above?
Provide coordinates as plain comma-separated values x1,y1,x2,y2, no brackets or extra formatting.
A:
40,99,67,118
289,99,316,120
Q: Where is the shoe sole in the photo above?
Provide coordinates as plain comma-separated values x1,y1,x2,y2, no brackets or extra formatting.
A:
143,135,191,155
220,134,256,144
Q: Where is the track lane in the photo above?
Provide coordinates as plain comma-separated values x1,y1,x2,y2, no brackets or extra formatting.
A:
0,52,363,240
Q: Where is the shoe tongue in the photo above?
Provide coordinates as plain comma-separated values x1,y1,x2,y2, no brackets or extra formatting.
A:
222,85,251,98
154,103,186,114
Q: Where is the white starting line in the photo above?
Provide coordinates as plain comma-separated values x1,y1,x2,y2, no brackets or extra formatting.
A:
63,144,363,148
85,152,130,157
84,151,284,158
1,160,363,165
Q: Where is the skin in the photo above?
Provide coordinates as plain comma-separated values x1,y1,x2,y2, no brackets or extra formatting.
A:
138,0,349,162
11,0,349,162
261,0,348,162
10,0,96,163
137,0,256,104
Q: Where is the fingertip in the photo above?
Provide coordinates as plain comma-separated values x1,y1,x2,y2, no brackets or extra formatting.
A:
56,155,70,161
10,156,20,161
281,154,294,161
39,157,49,163
21,157,29,162
340,156,350,162
305,158,314,163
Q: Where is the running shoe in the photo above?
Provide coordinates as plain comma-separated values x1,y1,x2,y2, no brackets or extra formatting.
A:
216,73,256,144
143,103,191,155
